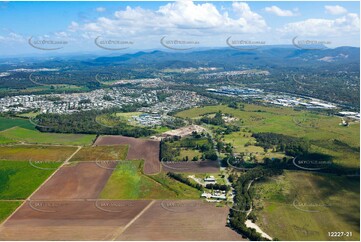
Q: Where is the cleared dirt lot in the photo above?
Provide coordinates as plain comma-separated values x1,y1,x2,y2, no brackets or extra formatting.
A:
162,125,205,138
31,162,115,200
116,200,244,241
94,135,161,175
162,160,220,173
0,200,151,240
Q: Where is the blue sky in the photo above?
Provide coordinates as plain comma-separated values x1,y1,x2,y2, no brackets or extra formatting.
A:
0,1,359,56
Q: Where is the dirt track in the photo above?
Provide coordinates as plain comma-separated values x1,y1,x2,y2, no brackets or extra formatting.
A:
94,135,161,175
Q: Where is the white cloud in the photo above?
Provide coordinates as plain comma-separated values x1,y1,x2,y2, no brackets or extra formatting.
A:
265,6,296,17
325,5,347,15
96,7,106,13
278,13,360,37
68,1,268,37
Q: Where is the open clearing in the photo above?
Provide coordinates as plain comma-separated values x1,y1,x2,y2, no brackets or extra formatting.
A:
0,201,22,223
69,145,128,162
0,127,96,145
31,162,115,200
252,171,360,241
100,160,200,199
0,160,61,199
176,104,360,169
162,160,220,173
116,200,244,241
95,135,161,175
0,200,152,240
0,145,78,162
0,116,35,131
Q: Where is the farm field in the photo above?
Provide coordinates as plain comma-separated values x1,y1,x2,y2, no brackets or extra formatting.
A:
0,200,152,240
100,160,200,199
0,201,22,223
252,171,360,241
95,135,161,174
69,145,128,162
0,145,78,162
0,160,61,199
31,162,115,200
0,127,96,145
116,200,244,241
0,116,35,131
176,104,360,168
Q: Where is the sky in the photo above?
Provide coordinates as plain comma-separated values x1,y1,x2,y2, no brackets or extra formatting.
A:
0,1,359,56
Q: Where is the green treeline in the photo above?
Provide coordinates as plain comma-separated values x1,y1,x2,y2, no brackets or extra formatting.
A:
167,172,203,191
33,108,155,138
252,132,309,156
228,167,282,241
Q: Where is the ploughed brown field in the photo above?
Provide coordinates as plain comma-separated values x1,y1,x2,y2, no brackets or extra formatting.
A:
161,160,220,173
94,135,161,175
116,200,244,241
0,200,152,240
31,162,115,200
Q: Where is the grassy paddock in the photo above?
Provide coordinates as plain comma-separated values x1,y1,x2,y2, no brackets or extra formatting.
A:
0,160,61,199
69,145,128,162
0,145,78,162
0,201,22,223
176,104,359,168
252,171,360,241
0,127,96,145
100,160,200,199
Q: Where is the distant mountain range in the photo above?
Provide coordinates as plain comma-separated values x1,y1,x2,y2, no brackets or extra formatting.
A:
90,46,360,70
